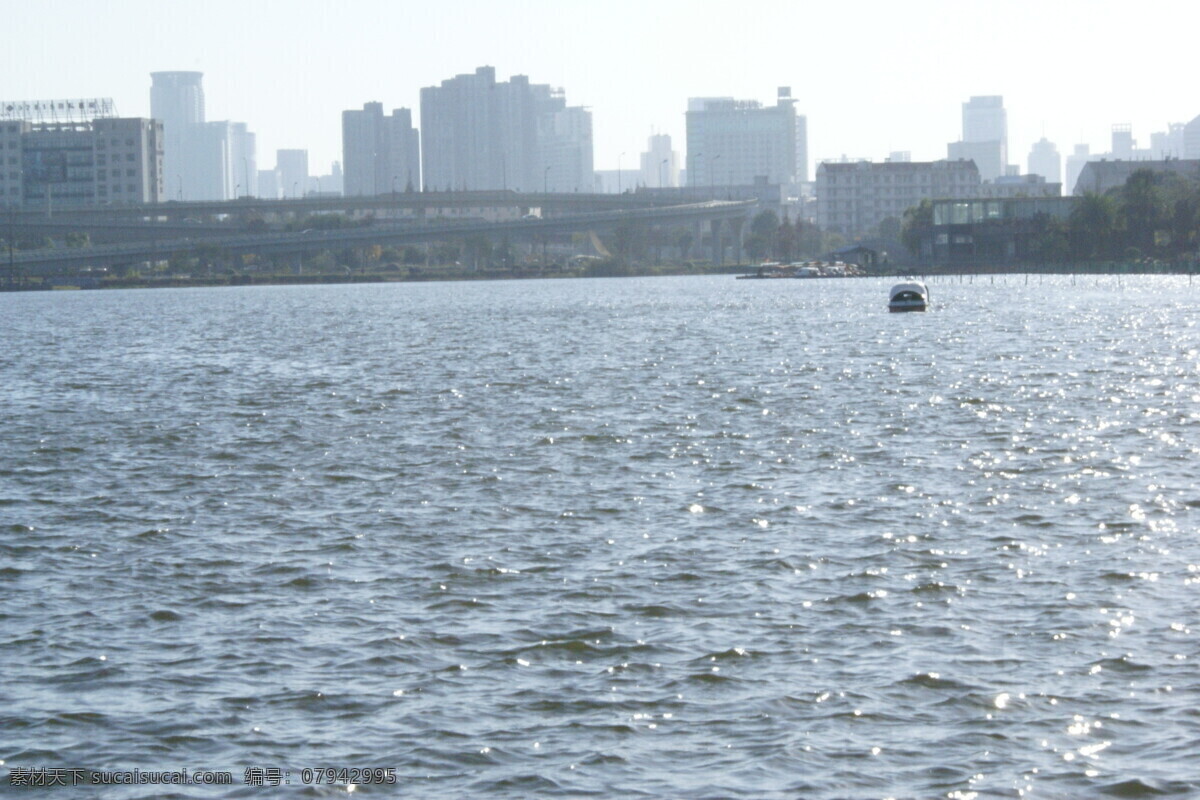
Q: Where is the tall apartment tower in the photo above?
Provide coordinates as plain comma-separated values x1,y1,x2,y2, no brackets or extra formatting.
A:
342,102,420,196
948,95,1007,181
419,66,592,193
150,71,205,199
1027,138,1061,184
685,87,807,189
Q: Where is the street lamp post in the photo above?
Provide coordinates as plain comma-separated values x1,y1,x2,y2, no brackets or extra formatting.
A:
660,158,668,189
242,157,249,198
618,152,625,194
392,175,399,196
176,174,182,201
293,181,299,200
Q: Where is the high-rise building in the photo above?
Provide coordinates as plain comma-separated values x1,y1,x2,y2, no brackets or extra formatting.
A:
1183,115,1200,160
640,134,679,188
231,122,256,197
257,168,280,199
1027,138,1061,184
1151,123,1186,160
685,87,807,188
962,96,1007,146
1064,144,1094,196
276,149,309,198
342,103,421,196
419,66,592,193
151,72,205,200
1111,124,1134,160
148,71,255,200
948,96,1007,181
0,101,162,208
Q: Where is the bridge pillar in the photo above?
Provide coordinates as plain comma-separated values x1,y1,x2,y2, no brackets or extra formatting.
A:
710,218,725,265
729,216,745,265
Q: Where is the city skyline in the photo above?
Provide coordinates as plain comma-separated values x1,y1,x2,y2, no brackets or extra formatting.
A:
4,0,1196,176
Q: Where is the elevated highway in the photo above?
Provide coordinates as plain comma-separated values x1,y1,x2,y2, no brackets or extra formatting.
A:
6,200,757,277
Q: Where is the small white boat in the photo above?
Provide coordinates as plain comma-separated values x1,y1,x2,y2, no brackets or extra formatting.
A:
889,280,928,312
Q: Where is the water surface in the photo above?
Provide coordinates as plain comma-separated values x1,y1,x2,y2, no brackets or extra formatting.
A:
3,275,1199,797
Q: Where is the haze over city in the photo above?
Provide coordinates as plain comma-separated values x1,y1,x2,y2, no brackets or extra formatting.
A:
4,0,1196,174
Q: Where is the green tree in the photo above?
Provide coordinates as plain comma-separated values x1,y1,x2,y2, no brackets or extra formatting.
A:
777,216,797,262
876,216,902,243
1029,214,1069,262
1069,193,1119,260
1118,169,1165,255
795,220,824,257
1168,192,1200,256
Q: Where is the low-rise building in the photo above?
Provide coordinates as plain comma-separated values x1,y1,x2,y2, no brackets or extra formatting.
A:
816,159,980,235
0,100,163,208
1072,159,1200,195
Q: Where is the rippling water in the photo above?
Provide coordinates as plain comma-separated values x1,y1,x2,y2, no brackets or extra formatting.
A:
3,275,1200,798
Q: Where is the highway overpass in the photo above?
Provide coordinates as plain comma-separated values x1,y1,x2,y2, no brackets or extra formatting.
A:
6,200,757,277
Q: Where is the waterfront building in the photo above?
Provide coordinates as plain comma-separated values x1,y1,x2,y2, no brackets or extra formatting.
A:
1073,159,1200,196
0,100,162,208
639,134,679,188
419,66,592,193
685,87,807,188
928,196,1077,264
342,103,420,196
947,96,1007,181
815,159,980,235
1027,138,1062,184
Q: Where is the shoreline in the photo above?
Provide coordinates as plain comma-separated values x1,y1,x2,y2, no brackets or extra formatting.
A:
2,262,1197,292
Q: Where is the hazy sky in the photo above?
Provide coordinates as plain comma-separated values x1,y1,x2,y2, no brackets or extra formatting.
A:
4,0,1195,176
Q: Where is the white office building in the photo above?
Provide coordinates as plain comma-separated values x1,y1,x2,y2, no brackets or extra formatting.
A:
685,87,807,189
947,96,1007,181
816,159,980,235
0,100,163,208
639,134,679,189
1027,138,1062,184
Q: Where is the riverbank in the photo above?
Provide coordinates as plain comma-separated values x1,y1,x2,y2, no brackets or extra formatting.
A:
3,260,1198,291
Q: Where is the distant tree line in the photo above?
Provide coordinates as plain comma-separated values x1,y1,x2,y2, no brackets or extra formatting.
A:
742,210,849,262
